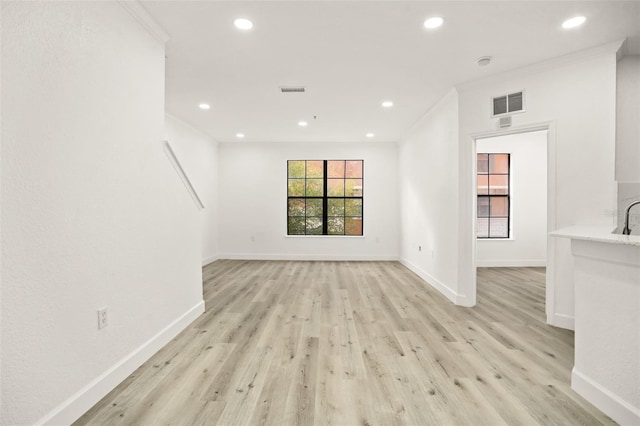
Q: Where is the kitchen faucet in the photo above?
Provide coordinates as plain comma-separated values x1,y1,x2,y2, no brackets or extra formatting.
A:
622,200,640,235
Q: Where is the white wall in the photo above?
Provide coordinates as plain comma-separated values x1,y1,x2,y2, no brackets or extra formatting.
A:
164,114,219,264
1,3,204,425
615,55,640,183
398,90,465,304
218,141,399,259
615,56,640,235
476,131,547,267
457,42,620,329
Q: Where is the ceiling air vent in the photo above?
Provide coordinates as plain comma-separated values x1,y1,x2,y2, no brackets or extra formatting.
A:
492,91,524,117
280,86,306,93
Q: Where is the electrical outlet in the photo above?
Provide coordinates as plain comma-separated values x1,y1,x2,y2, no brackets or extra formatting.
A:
98,307,108,329
418,245,422,252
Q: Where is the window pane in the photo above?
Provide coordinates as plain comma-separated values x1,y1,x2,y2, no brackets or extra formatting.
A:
489,154,509,174
345,217,363,235
490,197,509,216
477,218,489,238
306,179,324,196
489,218,509,238
327,179,344,196
288,217,305,235
345,199,362,216
306,161,324,178
288,179,305,196
306,199,323,217
477,154,489,174
328,217,344,235
288,161,305,178
345,179,363,197
288,199,305,216
327,198,344,216
477,196,490,217
489,175,509,195
327,161,345,178
306,217,323,234
346,160,363,178
477,175,489,195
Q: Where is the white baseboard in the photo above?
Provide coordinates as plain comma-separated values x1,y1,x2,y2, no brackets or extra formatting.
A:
476,259,546,267
202,254,219,266
547,312,575,330
572,368,640,426
218,253,400,261
399,257,460,306
36,301,205,426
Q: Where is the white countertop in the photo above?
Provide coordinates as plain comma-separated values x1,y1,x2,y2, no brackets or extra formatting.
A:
550,225,640,247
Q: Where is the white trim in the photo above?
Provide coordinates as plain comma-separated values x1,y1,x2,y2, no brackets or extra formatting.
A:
219,253,399,261
572,368,640,426
119,1,170,43
35,301,205,426
470,123,562,327
547,312,575,330
457,40,625,92
399,257,461,306
202,254,219,266
476,260,546,267
164,141,205,210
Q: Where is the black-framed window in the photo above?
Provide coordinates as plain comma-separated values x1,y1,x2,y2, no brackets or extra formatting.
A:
287,160,363,236
477,153,510,238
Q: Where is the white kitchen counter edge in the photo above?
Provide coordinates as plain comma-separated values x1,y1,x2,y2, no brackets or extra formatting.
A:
550,225,640,247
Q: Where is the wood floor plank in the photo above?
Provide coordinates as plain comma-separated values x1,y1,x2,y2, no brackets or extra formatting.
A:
75,261,616,426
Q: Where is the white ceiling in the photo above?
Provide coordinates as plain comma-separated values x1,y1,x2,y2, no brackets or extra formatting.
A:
142,1,640,144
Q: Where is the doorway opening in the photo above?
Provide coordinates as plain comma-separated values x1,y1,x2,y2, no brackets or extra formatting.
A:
472,127,553,314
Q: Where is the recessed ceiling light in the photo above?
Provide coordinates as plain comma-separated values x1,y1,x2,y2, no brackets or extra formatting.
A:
298,121,308,127
198,103,210,110
366,133,375,138
477,56,492,66
562,16,586,29
236,133,245,138
424,16,444,29
234,18,253,30
382,101,394,108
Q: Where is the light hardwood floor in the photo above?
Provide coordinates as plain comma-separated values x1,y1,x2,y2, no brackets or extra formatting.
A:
75,261,615,425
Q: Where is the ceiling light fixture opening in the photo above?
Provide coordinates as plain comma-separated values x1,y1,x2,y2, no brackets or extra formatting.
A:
366,133,375,138
234,18,253,30
198,103,210,110
298,121,308,127
236,133,245,138
424,16,444,29
562,16,586,29
382,100,394,108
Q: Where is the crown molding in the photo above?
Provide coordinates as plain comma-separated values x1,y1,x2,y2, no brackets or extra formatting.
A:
457,39,625,93
119,1,170,44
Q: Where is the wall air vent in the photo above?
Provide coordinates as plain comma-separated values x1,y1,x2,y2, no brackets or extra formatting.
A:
499,115,512,128
492,91,524,117
280,86,306,93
